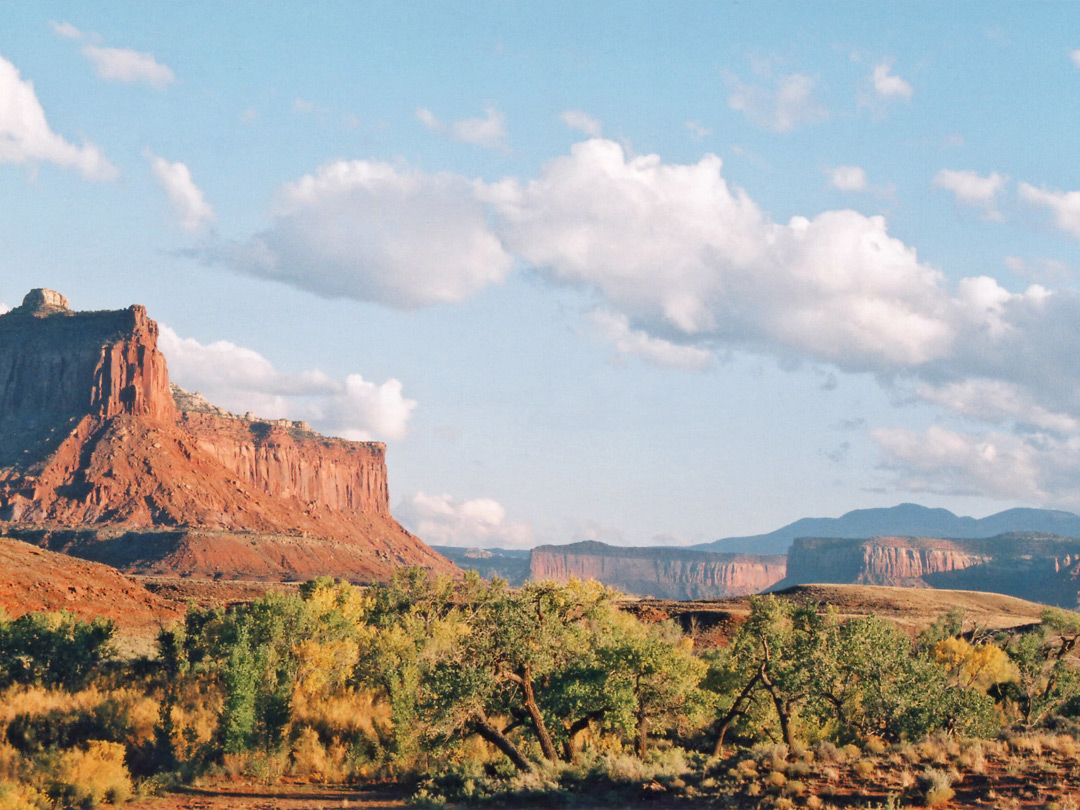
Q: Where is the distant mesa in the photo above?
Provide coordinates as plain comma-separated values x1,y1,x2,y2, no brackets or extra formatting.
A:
0,289,456,582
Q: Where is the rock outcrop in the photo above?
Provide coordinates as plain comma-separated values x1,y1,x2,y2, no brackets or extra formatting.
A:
529,541,786,599
0,289,455,582
782,533,1080,608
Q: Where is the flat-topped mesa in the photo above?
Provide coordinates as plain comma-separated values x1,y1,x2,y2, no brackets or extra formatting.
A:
0,289,455,582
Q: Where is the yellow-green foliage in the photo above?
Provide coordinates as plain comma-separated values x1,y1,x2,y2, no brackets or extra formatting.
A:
0,781,46,810
934,637,1016,692
48,741,132,808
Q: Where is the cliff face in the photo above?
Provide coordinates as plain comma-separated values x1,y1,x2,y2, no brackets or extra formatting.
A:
0,289,454,582
783,534,1080,608
529,541,786,599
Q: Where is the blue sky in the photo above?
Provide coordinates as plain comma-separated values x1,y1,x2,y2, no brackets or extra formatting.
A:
3,3,1080,548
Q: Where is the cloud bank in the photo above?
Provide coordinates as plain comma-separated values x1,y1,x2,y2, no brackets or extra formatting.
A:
202,138,1080,507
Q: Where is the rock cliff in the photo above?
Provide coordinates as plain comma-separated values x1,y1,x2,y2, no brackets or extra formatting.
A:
529,541,786,599
782,533,1080,607
0,289,455,582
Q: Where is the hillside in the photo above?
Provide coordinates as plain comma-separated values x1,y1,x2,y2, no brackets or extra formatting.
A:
0,535,183,655
697,502,1080,554
0,289,455,582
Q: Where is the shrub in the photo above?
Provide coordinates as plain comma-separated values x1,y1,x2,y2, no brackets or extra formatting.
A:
46,741,132,808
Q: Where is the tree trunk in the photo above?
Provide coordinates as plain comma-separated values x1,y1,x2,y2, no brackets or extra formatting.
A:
513,663,560,761
471,712,534,773
713,669,763,757
563,712,602,762
636,713,649,759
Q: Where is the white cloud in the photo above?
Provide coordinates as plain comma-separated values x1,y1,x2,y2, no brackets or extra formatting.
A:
145,151,215,232
493,139,952,370
451,106,507,149
157,325,416,441
1018,181,1080,239
50,21,84,40
417,106,508,149
591,310,711,370
415,106,443,132
561,109,602,137
934,169,1007,219
915,378,1078,434
875,425,1080,506
0,53,116,180
685,121,711,140
397,492,534,548
827,165,867,191
1071,49,1080,69
209,139,1080,509
81,44,174,88
292,97,319,114
1005,255,1076,284
728,71,827,132
872,61,913,98
0,302,9,314
211,159,515,308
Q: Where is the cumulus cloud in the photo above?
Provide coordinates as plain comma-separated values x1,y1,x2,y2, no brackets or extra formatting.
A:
561,109,602,137
934,169,1007,220
1018,182,1080,239
195,136,1080,506
591,310,711,370
397,492,534,548
827,165,867,192
145,151,214,232
0,302,9,315
81,45,174,88
157,325,416,441
871,61,913,98
208,159,515,308
0,54,116,179
1071,49,1080,69
727,70,827,132
492,139,953,371
416,106,508,149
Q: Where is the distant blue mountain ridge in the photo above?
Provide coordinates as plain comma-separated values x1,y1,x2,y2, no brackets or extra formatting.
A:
693,503,1080,556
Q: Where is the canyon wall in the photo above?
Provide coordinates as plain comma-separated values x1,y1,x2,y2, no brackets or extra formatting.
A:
529,541,786,599
783,533,1080,608
0,289,455,582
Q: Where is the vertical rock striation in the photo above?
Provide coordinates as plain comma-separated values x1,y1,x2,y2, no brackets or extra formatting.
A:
529,541,786,599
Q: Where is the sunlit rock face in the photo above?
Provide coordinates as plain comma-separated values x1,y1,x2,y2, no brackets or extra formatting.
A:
784,534,1080,608
529,541,787,599
0,290,455,582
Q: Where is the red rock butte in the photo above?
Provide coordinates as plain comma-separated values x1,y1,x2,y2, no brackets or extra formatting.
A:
0,289,456,582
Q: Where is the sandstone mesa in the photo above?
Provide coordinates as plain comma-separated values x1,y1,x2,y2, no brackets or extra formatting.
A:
0,289,455,582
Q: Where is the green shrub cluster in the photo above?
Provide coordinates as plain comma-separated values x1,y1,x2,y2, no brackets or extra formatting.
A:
2,578,1080,806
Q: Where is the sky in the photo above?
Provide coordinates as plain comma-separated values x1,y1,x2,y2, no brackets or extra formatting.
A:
3,3,1080,549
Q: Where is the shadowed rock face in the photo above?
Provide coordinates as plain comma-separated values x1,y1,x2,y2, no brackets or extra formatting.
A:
529,541,786,599
0,290,455,582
